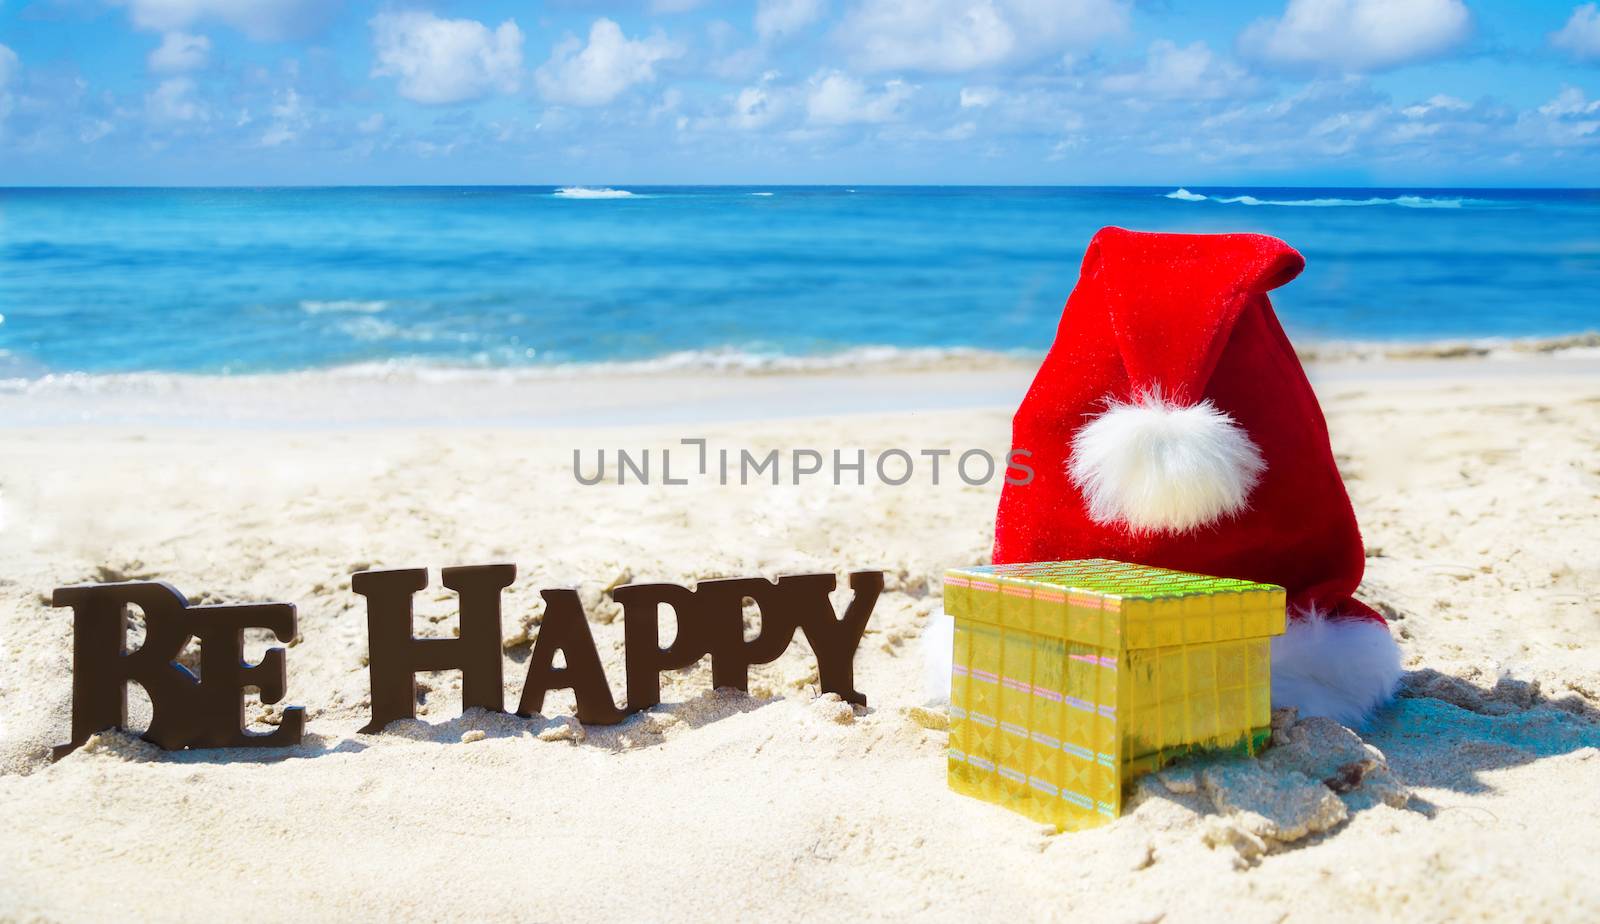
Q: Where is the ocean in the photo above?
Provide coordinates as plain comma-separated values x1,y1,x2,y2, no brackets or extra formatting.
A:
1,185,1597,378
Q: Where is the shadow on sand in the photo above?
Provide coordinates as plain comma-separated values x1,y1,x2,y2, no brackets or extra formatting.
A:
1365,668,1600,797
68,685,789,768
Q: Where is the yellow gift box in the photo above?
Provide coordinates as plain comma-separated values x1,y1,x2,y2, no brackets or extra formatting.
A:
943,559,1285,831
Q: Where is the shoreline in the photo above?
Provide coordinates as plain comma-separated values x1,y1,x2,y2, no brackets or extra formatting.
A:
2,349,1597,429
3,329,1596,382
4,330,1598,383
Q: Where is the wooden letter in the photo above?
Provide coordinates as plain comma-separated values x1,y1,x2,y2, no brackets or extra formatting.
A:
193,602,306,748
613,571,881,712
354,563,515,732
515,589,625,725
51,581,304,755
694,577,800,693
614,582,710,711
791,571,881,706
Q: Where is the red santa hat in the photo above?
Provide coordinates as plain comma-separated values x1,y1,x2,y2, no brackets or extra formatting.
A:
993,227,1401,727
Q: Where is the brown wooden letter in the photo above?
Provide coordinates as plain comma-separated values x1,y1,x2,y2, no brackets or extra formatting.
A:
613,582,711,711
354,563,515,733
790,571,881,706
192,602,306,748
51,581,304,755
613,571,882,712
693,577,801,693
53,581,201,755
515,589,625,724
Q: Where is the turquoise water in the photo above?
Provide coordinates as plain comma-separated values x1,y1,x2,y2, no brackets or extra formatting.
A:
1,186,1597,376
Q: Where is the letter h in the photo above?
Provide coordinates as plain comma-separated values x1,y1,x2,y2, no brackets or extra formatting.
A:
353,564,515,733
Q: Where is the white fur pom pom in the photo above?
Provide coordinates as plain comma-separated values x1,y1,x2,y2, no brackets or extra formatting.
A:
1271,609,1403,728
1068,391,1265,534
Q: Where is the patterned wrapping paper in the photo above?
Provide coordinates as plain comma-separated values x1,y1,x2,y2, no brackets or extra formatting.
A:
943,559,1286,831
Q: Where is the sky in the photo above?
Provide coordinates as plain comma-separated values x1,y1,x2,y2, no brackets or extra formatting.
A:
1,0,1599,186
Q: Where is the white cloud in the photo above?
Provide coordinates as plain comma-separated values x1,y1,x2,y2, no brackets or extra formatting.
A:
1100,41,1258,101
0,43,16,91
259,86,305,146
732,82,784,129
79,118,115,143
836,0,1129,73
536,19,682,107
1524,86,1600,147
1539,85,1600,118
1401,93,1468,118
1155,77,1525,166
649,87,684,121
757,0,827,43
370,12,524,105
114,0,323,42
704,1,824,81
1552,4,1600,60
0,43,16,136
959,86,998,108
1240,0,1471,73
686,71,793,132
805,70,914,124
145,76,206,123
148,32,211,73
357,112,386,134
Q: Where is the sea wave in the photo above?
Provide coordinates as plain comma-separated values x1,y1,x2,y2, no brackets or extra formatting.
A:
333,316,479,345
553,186,636,199
749,192,775,197
4,333,1598,397
0,346,1039,395
311,345,1037,379
299,299,389,314
1294,331,1600,362
1164,188,1478,209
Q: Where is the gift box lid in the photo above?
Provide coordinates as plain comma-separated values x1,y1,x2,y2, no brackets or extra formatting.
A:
943,559,1286,650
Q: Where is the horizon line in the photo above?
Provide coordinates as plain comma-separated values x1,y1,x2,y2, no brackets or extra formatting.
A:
3,183,1599,192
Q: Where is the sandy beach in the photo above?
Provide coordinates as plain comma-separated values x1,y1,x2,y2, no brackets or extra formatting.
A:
2,353,1598,922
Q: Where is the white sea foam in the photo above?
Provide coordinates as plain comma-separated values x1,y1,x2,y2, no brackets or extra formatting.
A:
333,317,480,346
749,192,774,197
299,299,389,315
6,333,1598,398
0,346,1038,396
553,186,635,199
1165,188,1478,209
589,345,1026,374
1215,194,1466,208
336,317,405,341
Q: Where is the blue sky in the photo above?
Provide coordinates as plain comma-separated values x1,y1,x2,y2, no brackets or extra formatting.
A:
1,1,1599,185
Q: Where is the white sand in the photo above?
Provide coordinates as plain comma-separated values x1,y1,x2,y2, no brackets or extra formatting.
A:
2,356,1598,921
